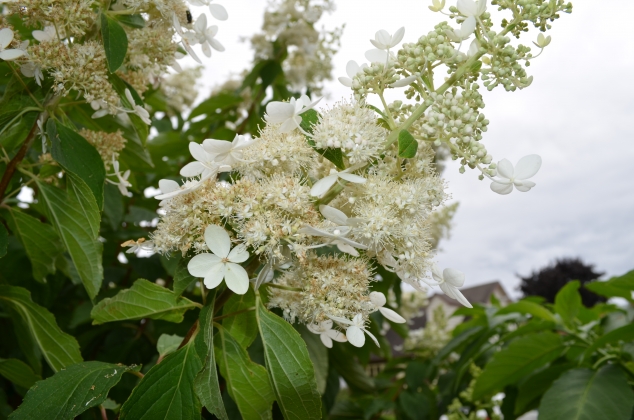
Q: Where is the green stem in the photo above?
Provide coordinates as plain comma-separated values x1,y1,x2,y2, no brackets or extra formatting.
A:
265,283,302,292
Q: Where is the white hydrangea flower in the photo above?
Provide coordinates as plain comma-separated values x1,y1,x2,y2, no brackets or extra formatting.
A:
307,319,347,348
457,0,487,18
187,225,250,294
369,291,406,323
0,28,26,61
21,62,44,86
154,179,203,202
187,0,228,21
370,27,405,51
534,33,552,48
173,13,202,64
365,48,388,64
192,14,224,58
264,95,321,134
124,89,151,125
180,142,230,179
430,264,472,308
338,60,367,87
32,26,56,43
446,16,476,42
298,223,368,257
203,134,255,166
106,156,132,197
309,168,366,197
489,154,541,195
329,314,379,348
429,0,446,12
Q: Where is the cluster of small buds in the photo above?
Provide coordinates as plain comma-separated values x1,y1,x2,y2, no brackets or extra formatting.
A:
397,22,459,75
480,38,533,91
493,0,573,35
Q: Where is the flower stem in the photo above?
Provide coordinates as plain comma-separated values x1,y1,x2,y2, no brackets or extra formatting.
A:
265,283,302,292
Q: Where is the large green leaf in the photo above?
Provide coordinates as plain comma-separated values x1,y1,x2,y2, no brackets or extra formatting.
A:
585,271,634,301
514,363,573,415
433,326,485,363
9,361,134,420
216,325,274,419
222,288,257,348
120,338,203,419
554,280,581,325
194,295,228,420
100,13,128,73
172,258,197,296
48,120,106,210
398,129,418,158
189,92,243,119
472,332,564,400
296,325,328,394
256,298,321,420
91,279,198,324
582,323,634,362
0,358,40,389
157,334,184,358
5,209,61,282
538,365,634,420
0,286,82,372
36,179,103,299
496,300,557,323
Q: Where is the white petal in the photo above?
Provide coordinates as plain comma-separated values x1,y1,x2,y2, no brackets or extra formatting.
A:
451,287,473,308
307,323,321,334
265,101,295,124
180,161,205,177
338,77,353,87
0,28,14,49
337,236,368,250
476,0,488,16
439,282,459,300
310,175,338,197
490,181,513,195
201,41,212,58
321,319,334,330
390,75,417,88
209,3,228,20
513,154,542,180
195,13,208,33
370,291,386,308
225,263,250,294
392,27,405,46
0,49,25,61
203,262,226,289
365,48,388,63
374,29,392,48
457,0,478,16
319,205,348,225
204,225,231,257
363,328,381,347
124,89,135,106
320,334,333,348
459,16,477,38
335,242,359,256
346,60,361,78
297,225,330,238
209,38,224,52
159,179,180,194
228,244,249,263
515,183,534,192
278,117,298,133
20,63,35,77
443,267,465,287
431,263,444,284
337,172,366,184
328,315,353,325
379,307,406,323
188,142,208,162
327,329,347,343
346,326,365,347
203,138,232,155
496,159,514,179
188,253,221,277
183,40,202,64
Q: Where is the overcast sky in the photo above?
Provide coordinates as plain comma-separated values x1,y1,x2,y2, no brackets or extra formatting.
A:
185,0,634,298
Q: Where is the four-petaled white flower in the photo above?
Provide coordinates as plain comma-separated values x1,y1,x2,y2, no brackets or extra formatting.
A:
307,320,348,348
20,62,44,86
32,26,56,43
298,205,367,256
310,168,366,197
192,14,225,57
338,60,367,87
0,28,26,61
457,0,487,17
180,142,228,179
429,0,446,12
107,156,133,197
489,154,541,195
187,0,228,21
430,264,472,308
369,292,406,323
124,89,151,125
534,33,551,48
264,95,321,134
446,16,476,42
370,27,405,51
329,314,379,348
203,134,255,166
154,179,200,202
173,13,202,64
187,225,250,294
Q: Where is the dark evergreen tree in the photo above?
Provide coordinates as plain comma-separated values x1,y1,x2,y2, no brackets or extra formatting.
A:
519,257,605,307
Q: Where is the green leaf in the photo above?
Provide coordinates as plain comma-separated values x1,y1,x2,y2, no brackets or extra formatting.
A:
48,119,106,210
115,14,146,28
300,109,346,170
514,363,573,415
296,325,328,394
91,279,198,324
189,92,243,119
585,271,634,301
100,13,128,73
0,358,41,389
0,223,7,258
329,343,374,393
222,288,257,348
9,361,135,420
194,298,228,420
433,326,485,363
496,300,557,323
157,334,184,358
0,286,82,372
582,323,634,362
5,209,62,282
36,179,103,299
472,332,564,400
398,130,418,158
216,325,274,419
554,280,582,325
538,365,634,420
120,339,203,419
172,258,197,296
256,298,321,420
